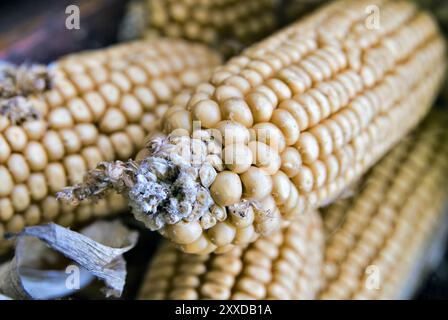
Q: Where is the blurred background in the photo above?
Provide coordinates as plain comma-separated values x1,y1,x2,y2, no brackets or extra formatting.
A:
0,0,447,299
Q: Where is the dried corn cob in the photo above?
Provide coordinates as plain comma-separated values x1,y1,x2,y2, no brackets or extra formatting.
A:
0,39,221,252
60,0,447,254
120,0,280,57
139,209,323,300
319,110,448,299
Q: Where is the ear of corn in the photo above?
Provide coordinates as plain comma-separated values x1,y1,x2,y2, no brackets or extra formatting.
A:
60,0,446,254
120,0,280,57
138,209,324,300
0,39,221,252
319,110,448,299
139,109,448,301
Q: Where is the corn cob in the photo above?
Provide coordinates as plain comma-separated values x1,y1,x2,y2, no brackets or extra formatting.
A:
60,0,447,254
0,39,221,252
120,0,280,57
138,209,323,300
319,110,448,299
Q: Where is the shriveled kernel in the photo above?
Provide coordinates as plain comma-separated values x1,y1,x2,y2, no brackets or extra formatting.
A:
229,205,255,229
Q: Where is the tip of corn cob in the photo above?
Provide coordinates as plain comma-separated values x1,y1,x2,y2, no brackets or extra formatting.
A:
0,63,52,124
57,132,269,232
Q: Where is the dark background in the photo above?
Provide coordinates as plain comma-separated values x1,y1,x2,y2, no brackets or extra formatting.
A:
0,0,447,300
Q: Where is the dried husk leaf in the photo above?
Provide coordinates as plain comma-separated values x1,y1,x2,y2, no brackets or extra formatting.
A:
0,221,138,300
